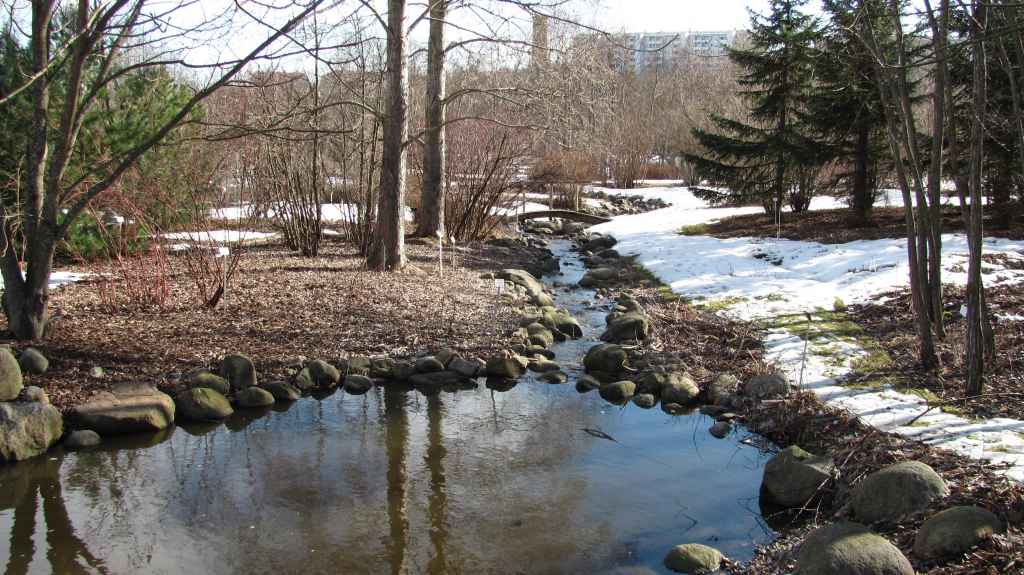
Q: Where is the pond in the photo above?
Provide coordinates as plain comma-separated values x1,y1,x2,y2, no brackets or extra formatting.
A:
0,239,776,575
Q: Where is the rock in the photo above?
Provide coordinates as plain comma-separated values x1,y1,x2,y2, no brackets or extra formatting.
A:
409,371,468,389
0,347,24,401
583,344,628,374
541,371,568,384
18,347,48,375
495,269,547,298
700,405,727,417
601,312,651,343
369,357,396,379
486,352,528,379
544,308,583,338
851,461,949,524
235,387,275,408
262,381,301,402
709,421,731,438
708,373,739,405
526,346,556,360
525,323,555,348
19,386,48,404
762,445,837,508
434,348,458,367
485,377,518,392
186,371,231,396
343,374,374,395
531,291,555,307
391,361,417,381
0,401,62,462
292,367,315,392
64,429,101,449
72,384,175,435
219,354,257,390
661,373,700,405
794,521,913,575
446,357,480,378
913,506,1004,560
563,222,587,235
175,388,233,421
528,358,561,373
307,360,341,387
745,373,789,399
632,393,657,408
583,235,617,252
345,355,372,376
598,248,620,259
662,402,691,416
576,375,601,393
415,356,446,374
663,543,722,574
599,381,636,403
579,267,617,288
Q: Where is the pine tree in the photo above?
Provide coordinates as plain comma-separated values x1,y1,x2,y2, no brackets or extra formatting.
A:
687,0,821,218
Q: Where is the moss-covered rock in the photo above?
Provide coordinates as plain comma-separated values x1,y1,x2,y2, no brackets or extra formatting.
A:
0,401,62,462
795,522,913,575
262,381,301,402
632,393,657,408
343,374,374,395
175,388,233,421
346,355,372,376
762,445,836,508
18,347,48,375
583,344,628,374
485,352,528,379
601,312,651,343
576,375,601,393
525,323,555,348
851,461,949,524
0,347,24,401
663,543,722,574
599,380,636,404
186,371,231,396
744,372,789,399
913,506,1004,560
415,356,446,374
527,358,561,373
707,373,739,405
540,371,567,384
219,354,257,390
307,360,341,388
660,373,700,405
235,386,275,408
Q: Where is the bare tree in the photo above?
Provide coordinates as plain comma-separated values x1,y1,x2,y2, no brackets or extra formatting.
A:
415,0,447,239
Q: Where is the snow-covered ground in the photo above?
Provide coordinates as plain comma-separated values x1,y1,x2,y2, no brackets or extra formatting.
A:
162,230,278,251
210,203,414,223
591,185,1024,482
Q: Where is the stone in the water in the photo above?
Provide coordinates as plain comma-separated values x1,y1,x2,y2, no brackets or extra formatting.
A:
599,380,636,404
663,543,722,574
18,347,48,375
262,381,301,402
307,359,341,387
485,377,517,392
343,374,374,395
762,445,836,508
19,385,48,404
72,383,175,435
175,387,233,421
579,267,616,288
583,344,628,374
415,356,446,374
661,402,692,416
525,323,555,348
186,371,231,396
661,373,700,405
345,355,372,376
850,461,949,524
485,352,528,379
540,371,568,384
708,373,739,405
448,357,483,378
632,393,657,408
528,358,561,373
576,375,601,393
434,348,458,367
601,312,651,343
235,387,275,408
409,371,468,389
794,521,913,575
709,421,731,438
0,401,62,462
0,347,24,401
219,354,257,390
913,505,1003,560
745,372,789,399
65,429,102,449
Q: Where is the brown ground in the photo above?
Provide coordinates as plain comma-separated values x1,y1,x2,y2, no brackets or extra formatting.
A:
699,205,1024,244
846,284,1024,421
4,237,545,413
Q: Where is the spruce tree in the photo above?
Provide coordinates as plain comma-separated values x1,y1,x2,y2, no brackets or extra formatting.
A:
687,0,821,218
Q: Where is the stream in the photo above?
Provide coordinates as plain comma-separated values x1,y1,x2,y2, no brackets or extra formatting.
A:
0,239,776,575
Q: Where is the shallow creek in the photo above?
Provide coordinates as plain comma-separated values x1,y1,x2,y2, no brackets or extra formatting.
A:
0,239,775,575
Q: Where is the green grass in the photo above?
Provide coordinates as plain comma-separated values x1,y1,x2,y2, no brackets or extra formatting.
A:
695,296,748,312
679,223,710,236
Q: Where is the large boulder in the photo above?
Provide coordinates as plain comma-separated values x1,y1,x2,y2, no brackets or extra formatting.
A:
661,373,700,405
601,312,651,343
486,352,528,379
850,461,949,524
0,347,24,401
186,371,231,396
72,383,175,435
579,267,617,288
525,323,555,348
307,360,341,387
18,347,48,375
744,373,789,399
663,543,722,574
449,357,484,378
913,506,1004,560
343,374,374,395
0,400,62,462
219,354,257,390
761,445,836,508
599,381,636,404
707,373,739,406
584,344,628,374
175,388,233,421
495,269,546,298
794,522,913,575
235,387,275,408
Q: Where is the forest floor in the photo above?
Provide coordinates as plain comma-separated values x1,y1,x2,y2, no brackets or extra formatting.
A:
3,237,545,413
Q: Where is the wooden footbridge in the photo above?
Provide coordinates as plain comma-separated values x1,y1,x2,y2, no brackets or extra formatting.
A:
515,210,611,225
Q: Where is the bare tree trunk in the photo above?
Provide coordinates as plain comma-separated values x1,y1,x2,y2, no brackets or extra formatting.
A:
925,0,949,339
369,0,408,271
416,0,446,239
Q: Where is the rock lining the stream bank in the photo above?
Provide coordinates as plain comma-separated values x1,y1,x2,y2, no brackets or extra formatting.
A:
72,383,175,435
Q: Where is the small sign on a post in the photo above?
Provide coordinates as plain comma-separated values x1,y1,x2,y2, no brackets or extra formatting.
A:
494,278,505,295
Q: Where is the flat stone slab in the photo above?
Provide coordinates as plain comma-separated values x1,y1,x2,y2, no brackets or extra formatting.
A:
72,383,175,435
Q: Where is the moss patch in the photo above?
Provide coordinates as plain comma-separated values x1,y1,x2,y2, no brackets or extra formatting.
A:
679,223,710,236
695,296,748,312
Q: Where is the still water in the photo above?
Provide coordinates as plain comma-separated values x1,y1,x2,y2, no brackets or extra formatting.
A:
0,240,775,574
